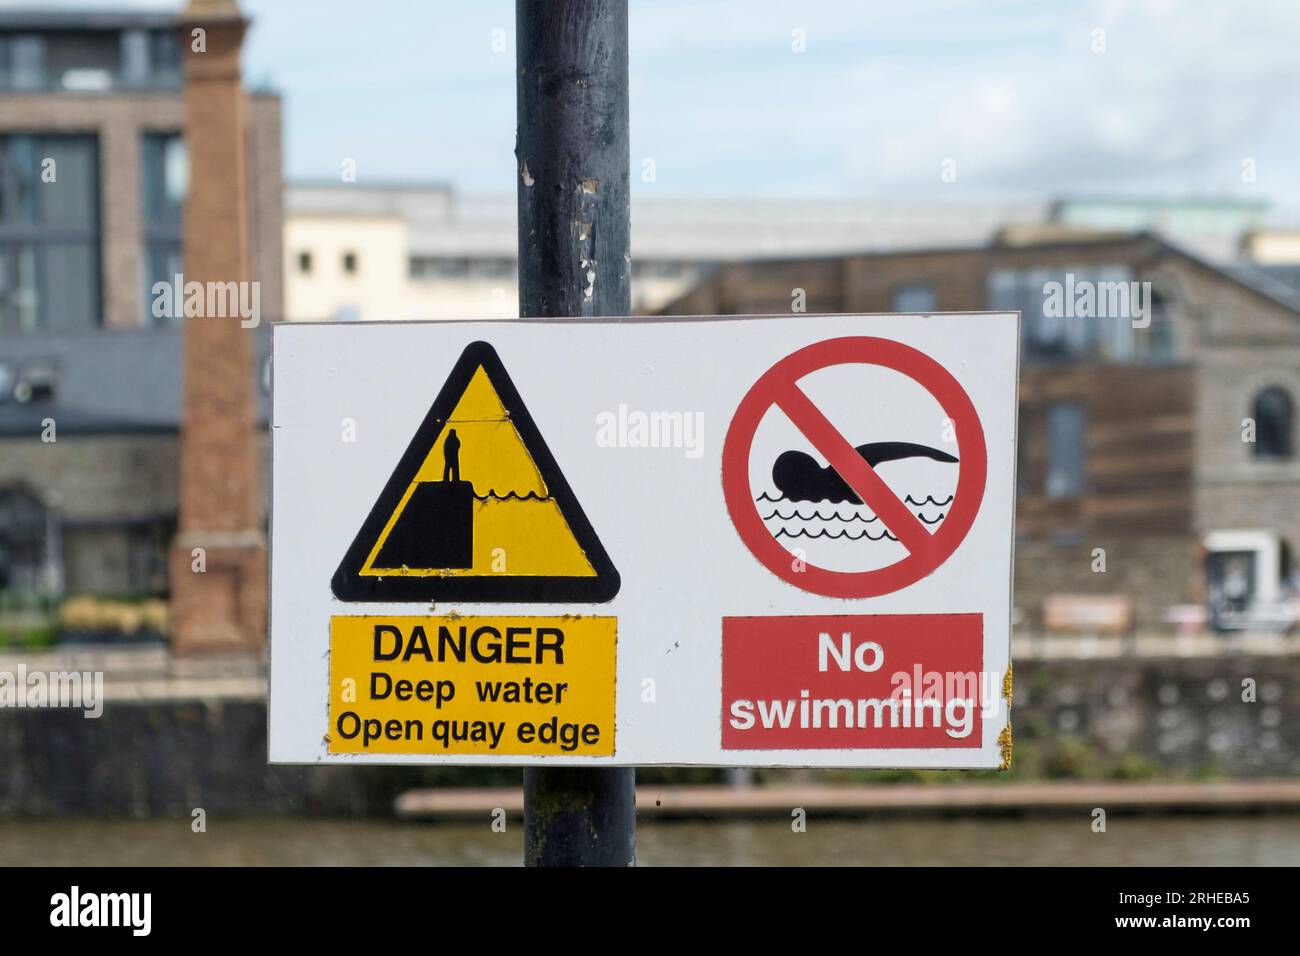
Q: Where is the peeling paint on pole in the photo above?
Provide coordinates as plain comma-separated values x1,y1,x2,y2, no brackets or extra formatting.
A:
515,0,636,866
515,0,630,321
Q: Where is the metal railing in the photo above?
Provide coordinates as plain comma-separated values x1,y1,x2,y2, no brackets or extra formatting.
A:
0,68,181,93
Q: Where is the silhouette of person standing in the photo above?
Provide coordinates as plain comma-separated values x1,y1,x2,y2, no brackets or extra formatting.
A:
443,428,461,483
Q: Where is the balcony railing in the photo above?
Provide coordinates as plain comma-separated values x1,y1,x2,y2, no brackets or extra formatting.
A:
0,67,181,93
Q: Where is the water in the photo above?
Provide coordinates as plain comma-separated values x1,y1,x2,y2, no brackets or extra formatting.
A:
2,815,1297,866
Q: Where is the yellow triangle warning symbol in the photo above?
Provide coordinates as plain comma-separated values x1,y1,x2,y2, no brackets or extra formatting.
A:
332,341,620,603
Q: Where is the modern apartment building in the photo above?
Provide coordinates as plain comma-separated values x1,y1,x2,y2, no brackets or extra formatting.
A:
0,6,280,610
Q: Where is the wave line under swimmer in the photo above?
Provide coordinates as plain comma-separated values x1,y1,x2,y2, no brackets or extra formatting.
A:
905,494,954,507
775,527,899,542
762,507,946,525
757,493,953,506
762,508,881,522
773,441,958,505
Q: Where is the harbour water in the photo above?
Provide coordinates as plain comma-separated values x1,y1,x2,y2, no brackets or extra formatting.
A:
3,815,1297,866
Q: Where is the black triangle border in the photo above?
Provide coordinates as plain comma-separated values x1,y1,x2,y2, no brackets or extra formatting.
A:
331,341,621,603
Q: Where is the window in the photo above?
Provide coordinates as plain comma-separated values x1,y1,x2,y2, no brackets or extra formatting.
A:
468,257,514,279
0,134,100,330
411,256,469,279
0,485,51,591
298,251,313,275
147,29,182,88
1145,288,1175,361
8,35,46,90
1204,530,1282,632
633,260,688,280
1253,386,1293,460
342,251,358,275
892,283,937,313
0,29,178,92
121,30,150,87
141,133,185,324
1046,402,1086,499
987,266,1147,363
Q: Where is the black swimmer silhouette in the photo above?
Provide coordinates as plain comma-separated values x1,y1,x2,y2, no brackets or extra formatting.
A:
773,442,957,503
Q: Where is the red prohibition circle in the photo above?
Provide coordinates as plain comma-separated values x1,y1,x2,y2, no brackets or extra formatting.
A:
722,336,987,598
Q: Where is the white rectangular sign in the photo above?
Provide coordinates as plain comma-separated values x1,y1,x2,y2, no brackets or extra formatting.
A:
269,313,1018,767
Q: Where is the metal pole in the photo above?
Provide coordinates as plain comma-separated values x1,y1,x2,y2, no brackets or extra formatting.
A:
516,0,635,866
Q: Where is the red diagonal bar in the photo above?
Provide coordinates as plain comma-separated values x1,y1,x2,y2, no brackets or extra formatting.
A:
773,382,934,558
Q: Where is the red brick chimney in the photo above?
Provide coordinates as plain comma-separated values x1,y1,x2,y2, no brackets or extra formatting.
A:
169,0,267,654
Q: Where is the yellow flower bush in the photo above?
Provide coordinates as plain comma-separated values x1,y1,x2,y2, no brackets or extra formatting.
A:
58,596,170,635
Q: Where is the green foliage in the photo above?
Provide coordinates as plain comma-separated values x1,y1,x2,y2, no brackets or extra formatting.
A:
1041,735,1104,779
1108,752,1160,781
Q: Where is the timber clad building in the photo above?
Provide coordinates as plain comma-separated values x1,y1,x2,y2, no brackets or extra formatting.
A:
662,232,1300,636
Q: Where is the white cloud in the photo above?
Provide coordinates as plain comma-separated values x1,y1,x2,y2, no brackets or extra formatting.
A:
220,0,1300,208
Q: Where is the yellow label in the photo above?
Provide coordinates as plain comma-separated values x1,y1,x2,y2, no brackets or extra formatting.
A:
328,615,616,756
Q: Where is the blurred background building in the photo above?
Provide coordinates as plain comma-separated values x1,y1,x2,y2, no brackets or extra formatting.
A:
0,4,278,638
283,185,1047,320
661,231,1300,651
281,188,1300,323
0,0,1298,816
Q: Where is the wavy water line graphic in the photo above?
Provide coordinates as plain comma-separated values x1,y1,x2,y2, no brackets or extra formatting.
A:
472,489,550,502
757,492,954,508
762,508,947,524
761,508,881,523
904,494,954,507
774,527,900,542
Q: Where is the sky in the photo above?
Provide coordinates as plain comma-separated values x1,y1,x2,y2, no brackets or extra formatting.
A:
27,0,1300,210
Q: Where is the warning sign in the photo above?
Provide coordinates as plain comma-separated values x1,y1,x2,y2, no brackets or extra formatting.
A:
328,615,617,756
331,341,620,603
722,336,987,598
270,314,1018,768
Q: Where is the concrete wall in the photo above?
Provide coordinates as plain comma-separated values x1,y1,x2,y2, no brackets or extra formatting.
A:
1015,655,1298,777
0,435,179,521
0,653,1293,816
0,434,268,524
0,699,395,817
0,434,268,595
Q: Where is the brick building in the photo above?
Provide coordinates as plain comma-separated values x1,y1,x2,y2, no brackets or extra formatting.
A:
0,5,280,634
662,231,1300,636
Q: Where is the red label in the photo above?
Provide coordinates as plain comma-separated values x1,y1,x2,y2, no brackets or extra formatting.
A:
721,613,985,750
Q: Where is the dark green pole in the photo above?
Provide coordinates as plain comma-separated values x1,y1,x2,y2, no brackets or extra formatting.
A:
516,0,635,866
